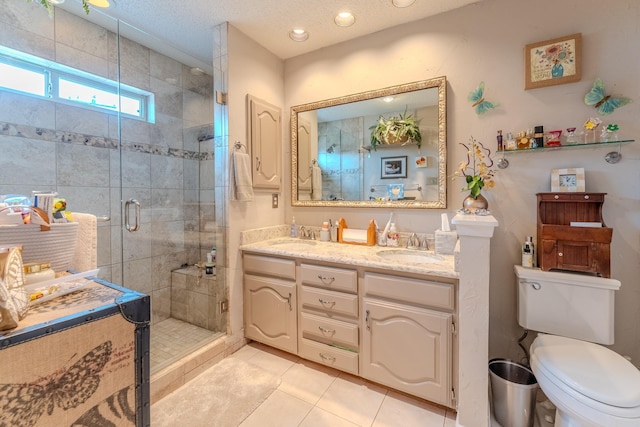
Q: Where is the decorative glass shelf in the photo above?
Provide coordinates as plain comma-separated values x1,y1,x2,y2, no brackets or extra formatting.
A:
497,139,634,154
495,139,634,168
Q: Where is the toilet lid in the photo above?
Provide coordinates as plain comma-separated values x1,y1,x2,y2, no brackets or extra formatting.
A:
534,335,640,408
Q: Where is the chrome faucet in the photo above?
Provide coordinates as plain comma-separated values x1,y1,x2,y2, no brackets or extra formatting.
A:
298,226,316,240
406,233,420,249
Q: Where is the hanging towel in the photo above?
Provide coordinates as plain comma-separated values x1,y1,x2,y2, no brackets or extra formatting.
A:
311,164,322,200
72,213,97,272
232,150,254,201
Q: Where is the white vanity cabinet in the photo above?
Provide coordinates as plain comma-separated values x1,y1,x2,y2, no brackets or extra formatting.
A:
241,247,458,409
362,272,456,408
298,263,360,374
243,254,297,353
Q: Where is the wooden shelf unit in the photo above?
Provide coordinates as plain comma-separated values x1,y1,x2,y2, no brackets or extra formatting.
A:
537,192,612,277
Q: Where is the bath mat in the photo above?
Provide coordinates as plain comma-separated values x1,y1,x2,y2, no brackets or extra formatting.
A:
151,356,280,426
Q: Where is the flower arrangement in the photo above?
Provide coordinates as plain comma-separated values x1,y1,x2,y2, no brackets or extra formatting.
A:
606,123,619,133
27,0,90,16
369,109,422,151
455,136,496,198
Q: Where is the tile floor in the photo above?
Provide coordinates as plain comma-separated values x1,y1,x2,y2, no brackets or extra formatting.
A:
154,341,458,427
150,317,223,373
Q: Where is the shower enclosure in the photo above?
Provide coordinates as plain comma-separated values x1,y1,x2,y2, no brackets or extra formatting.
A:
317,120,364,201
0,3,226,374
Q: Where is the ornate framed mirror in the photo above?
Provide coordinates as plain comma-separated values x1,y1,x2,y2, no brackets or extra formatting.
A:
291,76,447,208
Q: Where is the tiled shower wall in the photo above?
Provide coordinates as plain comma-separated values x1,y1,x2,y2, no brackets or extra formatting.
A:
0,3,215,325
317,118,364,201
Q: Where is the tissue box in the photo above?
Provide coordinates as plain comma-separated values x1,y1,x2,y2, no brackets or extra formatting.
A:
435,230,458,255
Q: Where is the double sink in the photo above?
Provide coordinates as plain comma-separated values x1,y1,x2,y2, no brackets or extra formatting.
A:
267,238,443,264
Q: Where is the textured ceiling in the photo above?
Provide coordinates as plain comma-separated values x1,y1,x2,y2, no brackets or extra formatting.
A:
59,0,481,69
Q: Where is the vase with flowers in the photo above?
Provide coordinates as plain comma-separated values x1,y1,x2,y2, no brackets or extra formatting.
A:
455,136,496,211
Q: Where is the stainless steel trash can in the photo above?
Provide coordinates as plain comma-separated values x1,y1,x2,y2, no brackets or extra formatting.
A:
489,358,538,427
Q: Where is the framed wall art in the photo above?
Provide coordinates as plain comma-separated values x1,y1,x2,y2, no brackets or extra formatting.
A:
525,33,582,90
381,156,407,179
551,168,585,192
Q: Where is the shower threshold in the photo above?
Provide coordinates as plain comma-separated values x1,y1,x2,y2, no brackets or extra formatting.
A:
151,317,223,374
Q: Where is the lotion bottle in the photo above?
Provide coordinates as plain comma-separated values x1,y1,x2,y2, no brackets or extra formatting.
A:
205,253,214,275
522,236,534,268
387,223,399,247
290,216,297,238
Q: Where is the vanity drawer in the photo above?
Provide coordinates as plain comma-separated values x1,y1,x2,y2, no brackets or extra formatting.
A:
243,253,295,280
299,263,357,293
300,312,358,349
301,286,358,318
299,337,359,375
364,272,455,311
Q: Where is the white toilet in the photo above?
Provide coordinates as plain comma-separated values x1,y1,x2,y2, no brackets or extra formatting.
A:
515,265,640,427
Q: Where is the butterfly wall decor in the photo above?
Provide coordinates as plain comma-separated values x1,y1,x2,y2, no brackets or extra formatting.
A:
468,82,498,115
584,78,632,115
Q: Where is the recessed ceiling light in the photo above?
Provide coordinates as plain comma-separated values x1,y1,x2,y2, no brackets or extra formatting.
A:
289,29,309,42
392,0,416,7
334,12,355,27
383,96,395,103
87,0,113,8
49,0,65,4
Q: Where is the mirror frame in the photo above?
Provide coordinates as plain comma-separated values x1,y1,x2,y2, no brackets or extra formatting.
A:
291,76,447,209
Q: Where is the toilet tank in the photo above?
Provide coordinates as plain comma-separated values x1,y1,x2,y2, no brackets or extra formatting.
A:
515,265,621,345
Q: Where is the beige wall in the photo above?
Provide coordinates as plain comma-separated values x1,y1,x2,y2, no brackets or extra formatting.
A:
227,25,285,336
282,0,640,363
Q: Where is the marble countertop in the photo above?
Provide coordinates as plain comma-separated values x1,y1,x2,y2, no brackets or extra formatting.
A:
240,237,458,280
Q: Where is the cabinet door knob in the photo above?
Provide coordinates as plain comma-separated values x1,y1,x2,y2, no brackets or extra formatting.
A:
584,194,590,199
558,252,563,257
554,195,559,199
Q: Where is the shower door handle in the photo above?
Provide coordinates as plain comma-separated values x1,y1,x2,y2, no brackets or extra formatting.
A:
125,199,141,232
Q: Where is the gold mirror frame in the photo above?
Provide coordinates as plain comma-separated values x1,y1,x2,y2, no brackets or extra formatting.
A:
291,76,447,209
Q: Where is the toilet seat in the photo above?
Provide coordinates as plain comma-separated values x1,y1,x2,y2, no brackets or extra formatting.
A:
531,335,640,420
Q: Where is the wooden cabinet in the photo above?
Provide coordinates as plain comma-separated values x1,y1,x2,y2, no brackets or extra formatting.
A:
298,263,359,374
243,254,297,353
537,193,612,277
361,272,456,407
247,95,282,190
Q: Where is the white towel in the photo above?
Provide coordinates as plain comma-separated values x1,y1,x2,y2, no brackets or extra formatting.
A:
311,165,322,200
72,213,97,271
231,151,254,201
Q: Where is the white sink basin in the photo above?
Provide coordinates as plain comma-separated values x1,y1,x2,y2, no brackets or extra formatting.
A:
376,249,443,264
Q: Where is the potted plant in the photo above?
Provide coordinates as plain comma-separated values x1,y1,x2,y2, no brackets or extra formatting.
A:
369,109,422,151
28,0,90,16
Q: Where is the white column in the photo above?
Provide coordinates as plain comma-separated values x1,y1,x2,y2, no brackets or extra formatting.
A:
451,213,498,427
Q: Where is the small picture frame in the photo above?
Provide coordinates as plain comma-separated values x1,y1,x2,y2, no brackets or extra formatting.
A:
551,168,585,192
381,156,407,179
525,33,582,90
415,155,428,168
